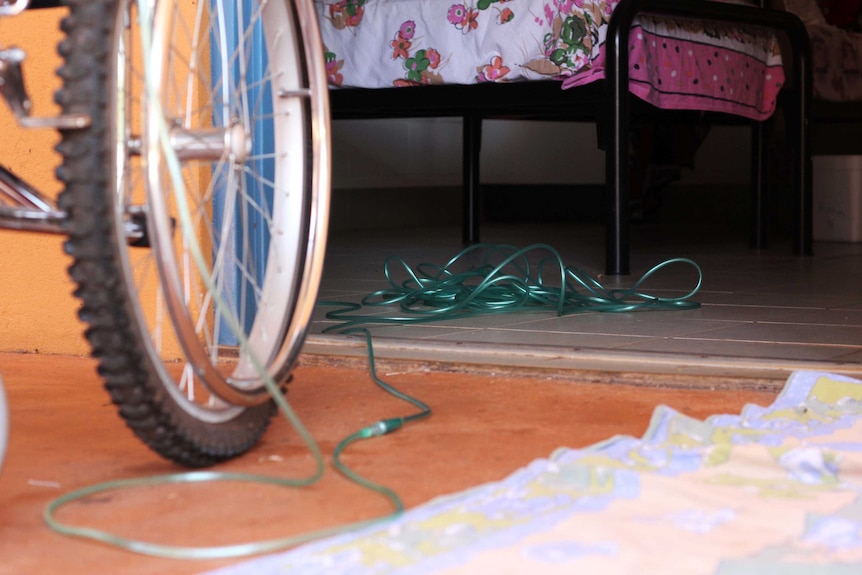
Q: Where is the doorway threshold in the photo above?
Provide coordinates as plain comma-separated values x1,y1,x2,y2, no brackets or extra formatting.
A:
300,334,862,392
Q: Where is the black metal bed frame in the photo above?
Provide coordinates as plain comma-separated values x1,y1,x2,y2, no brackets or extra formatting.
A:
328,0,813,276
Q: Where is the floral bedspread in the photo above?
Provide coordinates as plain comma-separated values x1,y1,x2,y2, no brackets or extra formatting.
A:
315,0,785,120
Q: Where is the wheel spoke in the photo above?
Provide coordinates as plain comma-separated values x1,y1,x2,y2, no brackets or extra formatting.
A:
142,0,331,401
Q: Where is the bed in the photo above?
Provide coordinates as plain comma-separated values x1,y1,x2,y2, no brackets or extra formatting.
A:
318,0,813,275
777,0,862,155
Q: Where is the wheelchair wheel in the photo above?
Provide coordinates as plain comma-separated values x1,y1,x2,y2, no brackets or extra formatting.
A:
56,0,330,467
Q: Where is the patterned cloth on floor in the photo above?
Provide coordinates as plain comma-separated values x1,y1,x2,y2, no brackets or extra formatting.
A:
204,370,862,575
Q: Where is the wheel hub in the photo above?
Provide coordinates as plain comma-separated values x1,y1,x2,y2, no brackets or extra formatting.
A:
169,123,251,163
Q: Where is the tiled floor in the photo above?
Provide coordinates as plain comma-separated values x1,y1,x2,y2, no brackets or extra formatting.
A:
305,217,862,382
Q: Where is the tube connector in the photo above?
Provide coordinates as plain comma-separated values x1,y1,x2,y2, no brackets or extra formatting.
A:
362,418,404,438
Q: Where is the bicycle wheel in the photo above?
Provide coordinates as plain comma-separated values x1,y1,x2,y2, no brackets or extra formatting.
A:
56,0,330,467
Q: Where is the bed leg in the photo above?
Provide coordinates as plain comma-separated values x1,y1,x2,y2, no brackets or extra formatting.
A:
605,4,632,276
750,121,769,249
605,0,813,270
604,108,630,276
788,34,813,257
463,113,482,244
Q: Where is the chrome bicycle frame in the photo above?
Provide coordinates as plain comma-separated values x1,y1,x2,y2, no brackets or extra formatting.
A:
0,0,90,235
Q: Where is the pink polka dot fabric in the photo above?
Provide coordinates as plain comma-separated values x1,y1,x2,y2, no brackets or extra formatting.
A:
630,26,783,119
562,14,785,121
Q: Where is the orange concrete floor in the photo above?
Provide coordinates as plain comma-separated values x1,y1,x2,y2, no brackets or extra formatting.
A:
0,352,778,575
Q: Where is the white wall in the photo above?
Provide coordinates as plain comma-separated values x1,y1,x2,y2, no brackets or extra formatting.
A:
332,118,461,189
331,118,750,188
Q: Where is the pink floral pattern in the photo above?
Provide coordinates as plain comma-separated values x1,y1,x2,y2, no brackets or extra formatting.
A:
327,0,366,30
449,4,479,33
324,46,344,87
390,21,444,86
477,55,511,82
449,0,516,33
